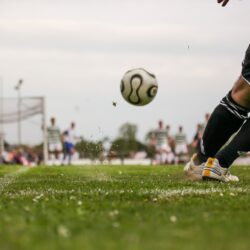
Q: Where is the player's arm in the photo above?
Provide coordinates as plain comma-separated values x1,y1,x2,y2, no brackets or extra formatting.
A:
217,0,230,7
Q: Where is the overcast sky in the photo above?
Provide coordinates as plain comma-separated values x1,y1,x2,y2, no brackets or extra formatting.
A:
0,0,250,144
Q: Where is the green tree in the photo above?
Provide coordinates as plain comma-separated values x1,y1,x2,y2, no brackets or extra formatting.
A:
119,123,137,141
75,139,103,160
110,123,147,161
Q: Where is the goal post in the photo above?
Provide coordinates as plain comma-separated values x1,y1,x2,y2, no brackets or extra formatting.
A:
0,96,48,164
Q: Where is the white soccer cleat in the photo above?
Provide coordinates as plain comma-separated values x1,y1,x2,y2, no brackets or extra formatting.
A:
184,154,204,181
202,158,239,182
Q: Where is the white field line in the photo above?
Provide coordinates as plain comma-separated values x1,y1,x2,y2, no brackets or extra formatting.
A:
4,186,249,199
156,187,248,200
0,167,31,194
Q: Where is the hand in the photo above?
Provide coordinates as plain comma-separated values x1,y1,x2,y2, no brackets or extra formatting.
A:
217,0,230,7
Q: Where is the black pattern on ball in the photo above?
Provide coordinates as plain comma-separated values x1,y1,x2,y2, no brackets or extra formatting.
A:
147,85,158,98
128,74,143,105
120,80,125,93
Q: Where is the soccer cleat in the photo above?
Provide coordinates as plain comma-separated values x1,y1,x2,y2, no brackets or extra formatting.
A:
202,158,239,182
184,154,204,181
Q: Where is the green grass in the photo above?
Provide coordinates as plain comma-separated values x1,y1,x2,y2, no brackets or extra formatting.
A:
0,165,249,250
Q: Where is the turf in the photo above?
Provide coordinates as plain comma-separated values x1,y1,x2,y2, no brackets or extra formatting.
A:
0,165,249,250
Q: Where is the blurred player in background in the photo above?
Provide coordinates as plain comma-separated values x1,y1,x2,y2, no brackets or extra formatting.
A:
185,0,250,182
47,117,62,165
166,124,175,152
174,126,188,164
151,120,174,164
165,124,171,137
191,123,203,153
62,122,78,165
200,113,210,133
191,114,210,154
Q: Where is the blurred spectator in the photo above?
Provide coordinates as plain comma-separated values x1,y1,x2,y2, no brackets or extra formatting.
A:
0,148,25,165
7,147,39,166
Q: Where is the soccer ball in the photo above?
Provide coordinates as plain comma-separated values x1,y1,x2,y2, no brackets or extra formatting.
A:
120,68,158,106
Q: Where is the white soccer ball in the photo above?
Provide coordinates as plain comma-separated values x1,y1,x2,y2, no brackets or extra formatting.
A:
120,68,158,106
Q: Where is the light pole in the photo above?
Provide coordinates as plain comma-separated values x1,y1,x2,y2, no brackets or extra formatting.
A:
15,79,23,146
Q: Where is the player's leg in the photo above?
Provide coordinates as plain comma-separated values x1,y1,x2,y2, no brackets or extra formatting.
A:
48,144,53,160
67,144,74,165
157,145,167,164
49,151,55,161
199,45,250,163
174,145,180,164
217,117,250,167
166,151,175,165
48,144,56,165
175,147,185,164
154,146,161,164
165,144,174,164
185,84,249,180
54,143,63,163
160,149,166,164
62,142,68,165
195,83,249,165
202,119,250,182
197,82,249,164
161,152,168,164
54,150,59,160
179,144,188,164
185,45,250,180
155,153,161,164
202,46,250,182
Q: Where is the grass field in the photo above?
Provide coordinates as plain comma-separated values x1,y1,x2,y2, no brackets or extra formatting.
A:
0,165,249,250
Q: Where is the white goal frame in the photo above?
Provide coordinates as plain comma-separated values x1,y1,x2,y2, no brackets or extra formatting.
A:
0,96,48,164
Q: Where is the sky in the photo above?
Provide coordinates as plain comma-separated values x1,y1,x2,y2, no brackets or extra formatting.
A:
0,0,249,144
